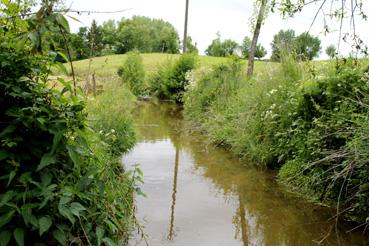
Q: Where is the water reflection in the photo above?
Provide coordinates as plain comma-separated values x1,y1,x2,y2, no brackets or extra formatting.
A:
125,101,368,246
168,146,179,241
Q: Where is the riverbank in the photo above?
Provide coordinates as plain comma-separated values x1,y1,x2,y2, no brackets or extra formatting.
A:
183,57,369,225
125,101,368,245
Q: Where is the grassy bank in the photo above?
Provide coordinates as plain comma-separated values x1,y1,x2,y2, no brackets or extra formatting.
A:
183,57,369,224
61,53,271,83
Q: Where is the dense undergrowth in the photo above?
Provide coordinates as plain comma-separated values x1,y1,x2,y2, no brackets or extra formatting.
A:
87,82,137,154
1,14,139,246
118,51,146,96
149,53,197,102
183,57,369,224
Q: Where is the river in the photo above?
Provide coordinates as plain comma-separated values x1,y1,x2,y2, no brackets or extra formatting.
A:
124,101,368,246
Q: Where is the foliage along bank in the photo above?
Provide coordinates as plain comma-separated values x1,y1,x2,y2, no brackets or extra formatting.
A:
0,1,139,245
183,57,369,225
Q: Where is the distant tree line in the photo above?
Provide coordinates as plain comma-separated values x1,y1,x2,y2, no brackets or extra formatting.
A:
64,16,333,62
205,29,324,61
205,32,267,59
65,16,198,61
271,29,321,61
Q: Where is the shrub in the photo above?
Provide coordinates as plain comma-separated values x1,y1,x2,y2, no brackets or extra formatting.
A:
0,37,139,245
149,53,197,102
184,55,369,223
279,61,369,222
118,51,146,96
184,59,244,144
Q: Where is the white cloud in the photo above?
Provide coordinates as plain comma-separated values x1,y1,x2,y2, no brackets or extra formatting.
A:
65,0,369,59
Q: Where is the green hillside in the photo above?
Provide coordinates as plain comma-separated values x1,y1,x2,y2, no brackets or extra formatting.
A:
66,53,271,79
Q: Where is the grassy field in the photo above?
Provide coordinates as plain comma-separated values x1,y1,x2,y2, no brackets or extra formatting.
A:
62,53,272,80
55,52,369,96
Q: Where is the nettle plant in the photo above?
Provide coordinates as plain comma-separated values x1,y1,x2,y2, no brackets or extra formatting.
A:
0,40,139,245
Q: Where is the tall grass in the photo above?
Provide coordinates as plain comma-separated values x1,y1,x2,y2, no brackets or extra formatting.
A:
183,57,369,224
87,81,137,154
149,53,198,102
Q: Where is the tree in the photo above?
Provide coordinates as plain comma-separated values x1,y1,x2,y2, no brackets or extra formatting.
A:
242,36,266,59
205,33,223,56
241,36,251,58
70,27,89,60
294,32,321,61
247,0,268,78
271,29,296,61
255,44,267,59
205,33,239,57
186,36,198,54
271,1,368,54
222,39,240,56
100,19,118,54
115,16,180,54
88,20,104,57
326,45,336,59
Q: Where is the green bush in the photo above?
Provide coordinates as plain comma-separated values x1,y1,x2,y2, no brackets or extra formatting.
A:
118,51,146,96
184,55,303,165
184,59,244,145
149,53,197,102
279,61,369,222
184,56,369,223
0,37,139,246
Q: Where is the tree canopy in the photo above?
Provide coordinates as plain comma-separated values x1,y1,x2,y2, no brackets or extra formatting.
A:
326,45,337,59
205,34,239,57
67,16,180,60
241,36,267,59
271,29,321,61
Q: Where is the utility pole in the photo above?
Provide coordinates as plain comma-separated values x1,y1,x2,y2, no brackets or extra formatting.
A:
183,0,189,53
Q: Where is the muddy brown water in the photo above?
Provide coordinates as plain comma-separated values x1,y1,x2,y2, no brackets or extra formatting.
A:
124,101,368,246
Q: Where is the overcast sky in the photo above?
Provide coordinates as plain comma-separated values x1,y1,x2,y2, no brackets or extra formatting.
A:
64,0,369,59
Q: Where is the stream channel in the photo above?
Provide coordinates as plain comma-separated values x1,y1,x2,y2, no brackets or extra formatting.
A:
124,101,368,246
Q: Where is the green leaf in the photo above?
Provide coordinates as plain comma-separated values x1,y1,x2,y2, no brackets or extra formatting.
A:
102,238,117,246
69,202,86,218
7,171,16,187
53,229,67,246
51,131,63,153
20,206,32,226
0,191,15,208
57,51,69,63
13,228,24,246
55,14,70,32
53,63,68,75
67,145,82,170
58,206,75,225
37,153,57,171
0,210,15,229
0,230,11,246
96,226,104,246
39,217,52,236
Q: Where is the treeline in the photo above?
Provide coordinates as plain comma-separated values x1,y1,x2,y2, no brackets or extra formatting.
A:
62,16,198,61
205,29,322,61
205,33,267,59
63,17,328,62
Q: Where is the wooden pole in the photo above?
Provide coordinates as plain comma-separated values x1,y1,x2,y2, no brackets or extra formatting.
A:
183,0,189,53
